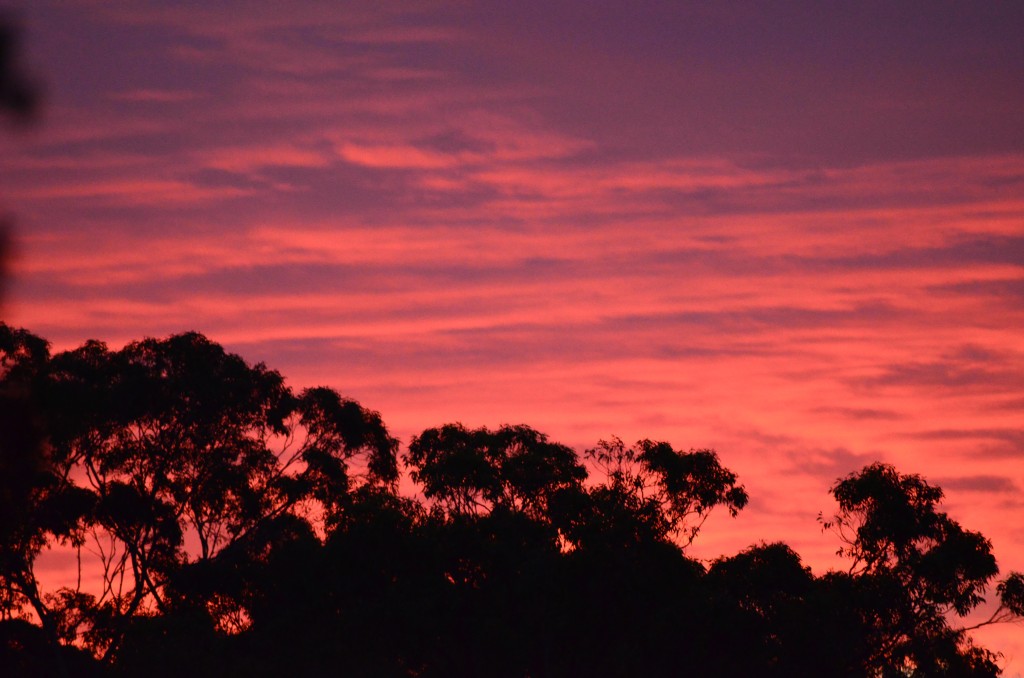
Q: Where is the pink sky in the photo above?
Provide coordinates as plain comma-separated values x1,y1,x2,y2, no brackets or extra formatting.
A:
3,1,1023,671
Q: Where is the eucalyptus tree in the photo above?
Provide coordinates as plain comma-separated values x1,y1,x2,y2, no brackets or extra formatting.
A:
823,463,1023,676
0,326,398,658
406,423,587,521
564,436,749,551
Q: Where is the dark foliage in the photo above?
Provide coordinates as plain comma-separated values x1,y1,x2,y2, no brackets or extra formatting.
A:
1,325,1020,677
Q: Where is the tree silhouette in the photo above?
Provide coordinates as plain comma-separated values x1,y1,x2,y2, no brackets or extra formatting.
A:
406,423,586,523
1,326,398,662
1,324,1021,677
563,436,748,550
823,463,1016,676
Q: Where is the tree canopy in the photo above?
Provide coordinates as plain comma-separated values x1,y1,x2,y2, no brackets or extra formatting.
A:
1,324,1020,677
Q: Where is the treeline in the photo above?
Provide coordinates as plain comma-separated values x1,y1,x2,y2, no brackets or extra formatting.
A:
1,325,1021,677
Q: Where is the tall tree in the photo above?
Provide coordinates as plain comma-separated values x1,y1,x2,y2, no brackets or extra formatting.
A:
823,463,1020,676
0,326,399,659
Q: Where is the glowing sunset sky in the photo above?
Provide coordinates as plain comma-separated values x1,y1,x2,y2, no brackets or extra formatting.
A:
2,1,1023,670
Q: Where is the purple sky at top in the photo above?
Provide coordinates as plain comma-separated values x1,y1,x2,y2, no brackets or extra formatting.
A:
2,1,1023,670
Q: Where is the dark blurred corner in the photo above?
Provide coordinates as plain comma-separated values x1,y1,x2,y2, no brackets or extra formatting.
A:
1,11,42,309
0,14,38,119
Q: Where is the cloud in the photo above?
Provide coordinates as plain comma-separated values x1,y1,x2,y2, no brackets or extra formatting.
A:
782,446,879,480
851,342,1024,398
811,407,903,421
900,428,1024,457
819,234,1024,272
338,142,457,170
202,144,334,173
6,178,250,204
931,277,1024,301
862,361,1022,394
108,88,203,103
934,475,1019,494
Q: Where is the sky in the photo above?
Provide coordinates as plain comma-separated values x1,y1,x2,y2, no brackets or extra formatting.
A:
2,0,1023,670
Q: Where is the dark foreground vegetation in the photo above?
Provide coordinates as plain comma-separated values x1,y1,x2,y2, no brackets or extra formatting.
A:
1,325,1021,677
